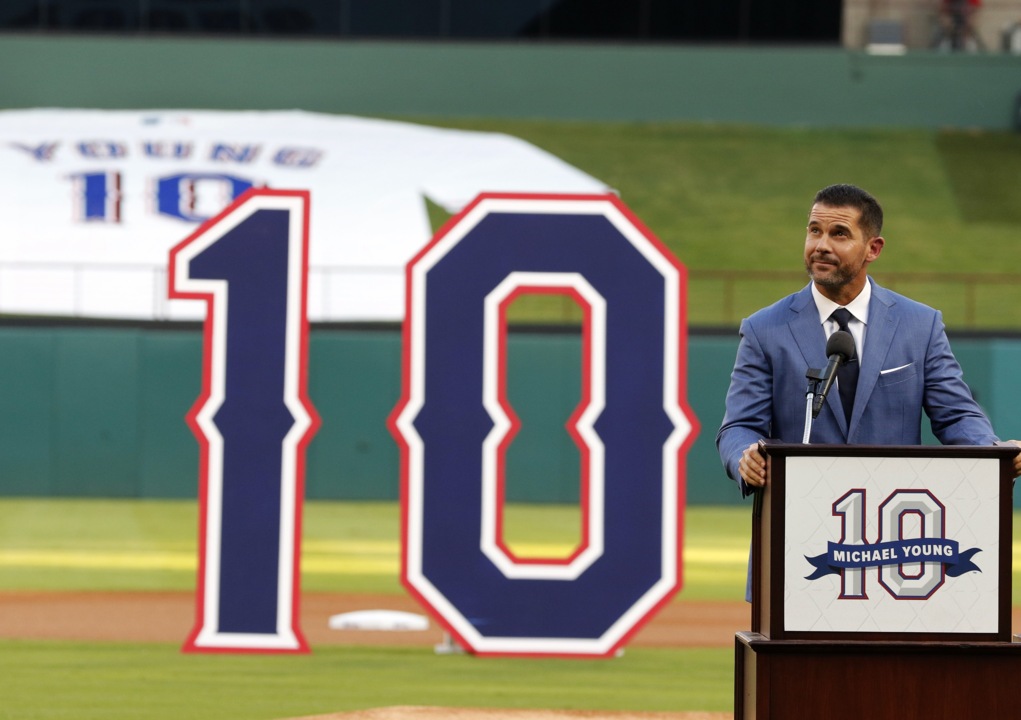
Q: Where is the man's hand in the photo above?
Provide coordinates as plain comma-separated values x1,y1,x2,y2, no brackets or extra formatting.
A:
1002,440,1021,478
738,442,768,488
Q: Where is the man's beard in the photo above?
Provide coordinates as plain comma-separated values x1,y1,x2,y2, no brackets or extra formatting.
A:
806,255,860,289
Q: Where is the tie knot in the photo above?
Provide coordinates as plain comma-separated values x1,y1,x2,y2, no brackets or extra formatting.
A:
831,308,853,332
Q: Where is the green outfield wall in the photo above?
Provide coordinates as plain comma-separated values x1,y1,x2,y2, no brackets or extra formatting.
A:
1,35,1020,129
2,323,1019,506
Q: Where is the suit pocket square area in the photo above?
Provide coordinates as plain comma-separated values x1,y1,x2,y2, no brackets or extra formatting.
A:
880,363,913,375
878,363,916,386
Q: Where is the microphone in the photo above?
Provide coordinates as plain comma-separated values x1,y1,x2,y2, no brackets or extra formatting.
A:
811,330,855,419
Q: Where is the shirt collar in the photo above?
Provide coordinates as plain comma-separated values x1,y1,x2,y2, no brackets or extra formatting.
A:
811,277,871,326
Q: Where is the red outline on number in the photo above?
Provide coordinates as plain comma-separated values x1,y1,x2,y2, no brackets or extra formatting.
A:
595,192,701,657
494,285,592,566
832,488,869,600
169,187,319,654
389,192,701,658
898,509,926,580
878,489,947,600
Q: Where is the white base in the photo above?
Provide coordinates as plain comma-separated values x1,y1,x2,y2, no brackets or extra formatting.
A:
328,609,430,632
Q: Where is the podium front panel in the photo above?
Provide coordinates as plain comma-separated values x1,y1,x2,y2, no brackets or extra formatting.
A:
785,453,1000,634
755,444,1013,642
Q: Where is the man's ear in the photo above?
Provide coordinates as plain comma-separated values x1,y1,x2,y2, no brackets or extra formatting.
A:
866,236,885,262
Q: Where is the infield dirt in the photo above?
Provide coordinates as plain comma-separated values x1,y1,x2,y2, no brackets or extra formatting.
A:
0,591,748,648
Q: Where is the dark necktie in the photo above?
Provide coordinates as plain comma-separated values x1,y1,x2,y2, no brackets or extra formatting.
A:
830,308,859,425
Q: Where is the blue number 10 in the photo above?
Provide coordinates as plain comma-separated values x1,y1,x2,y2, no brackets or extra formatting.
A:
170,189,319,653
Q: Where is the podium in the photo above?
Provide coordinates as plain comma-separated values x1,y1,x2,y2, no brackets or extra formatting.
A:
735,442,1021,719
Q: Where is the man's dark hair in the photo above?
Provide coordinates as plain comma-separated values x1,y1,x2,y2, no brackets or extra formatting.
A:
813,184,883,238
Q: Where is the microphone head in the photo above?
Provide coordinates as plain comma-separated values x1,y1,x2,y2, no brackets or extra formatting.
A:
826,330,856,361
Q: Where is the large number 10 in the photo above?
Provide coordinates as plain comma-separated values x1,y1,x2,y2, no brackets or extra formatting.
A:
169,190,696,656
833,489,947,600
170,189,319,653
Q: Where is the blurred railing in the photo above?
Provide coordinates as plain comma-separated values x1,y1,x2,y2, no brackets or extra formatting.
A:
688,269,1021,329
1,263,1018,330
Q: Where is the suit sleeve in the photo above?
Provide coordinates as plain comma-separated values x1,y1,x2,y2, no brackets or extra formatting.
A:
923,311,999,445
716,319,773,494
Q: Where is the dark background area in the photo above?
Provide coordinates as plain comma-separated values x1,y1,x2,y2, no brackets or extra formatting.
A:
0,0,843,43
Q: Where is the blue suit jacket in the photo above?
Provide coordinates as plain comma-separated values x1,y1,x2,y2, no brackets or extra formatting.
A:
716,279,998,494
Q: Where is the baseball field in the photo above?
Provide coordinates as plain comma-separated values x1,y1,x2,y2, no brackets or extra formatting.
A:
3,499,1021,719
3,120,1021,719
0,499,750,719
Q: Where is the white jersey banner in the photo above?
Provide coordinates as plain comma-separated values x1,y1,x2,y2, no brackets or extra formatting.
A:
0,109,609,321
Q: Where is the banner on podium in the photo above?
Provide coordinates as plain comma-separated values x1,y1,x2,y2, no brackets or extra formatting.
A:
782,454,1001,635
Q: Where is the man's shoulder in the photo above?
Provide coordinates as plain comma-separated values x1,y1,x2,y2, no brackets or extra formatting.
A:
870,281,940,318
744,286,811,327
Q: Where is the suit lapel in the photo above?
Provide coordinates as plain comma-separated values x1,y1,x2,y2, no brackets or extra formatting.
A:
787,286,847,435
850,281,899,436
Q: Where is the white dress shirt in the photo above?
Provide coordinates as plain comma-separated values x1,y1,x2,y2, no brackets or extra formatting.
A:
811,279,870,364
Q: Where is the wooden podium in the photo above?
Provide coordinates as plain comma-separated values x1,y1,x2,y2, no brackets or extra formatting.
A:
735,442,1021,719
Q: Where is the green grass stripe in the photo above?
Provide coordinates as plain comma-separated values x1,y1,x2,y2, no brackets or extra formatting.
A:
0,640,734,719
3,499,1019,600
0,500,752,599
0,544,748,573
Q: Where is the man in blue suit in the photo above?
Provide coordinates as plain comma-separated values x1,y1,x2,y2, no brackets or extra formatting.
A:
717,183,1021,495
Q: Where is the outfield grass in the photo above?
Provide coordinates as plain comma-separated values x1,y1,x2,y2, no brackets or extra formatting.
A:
0,499,740,719
0,641,733,720
4,498,1021,718
414,119,1021,328
3,499,1019,600
0,500,751,599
